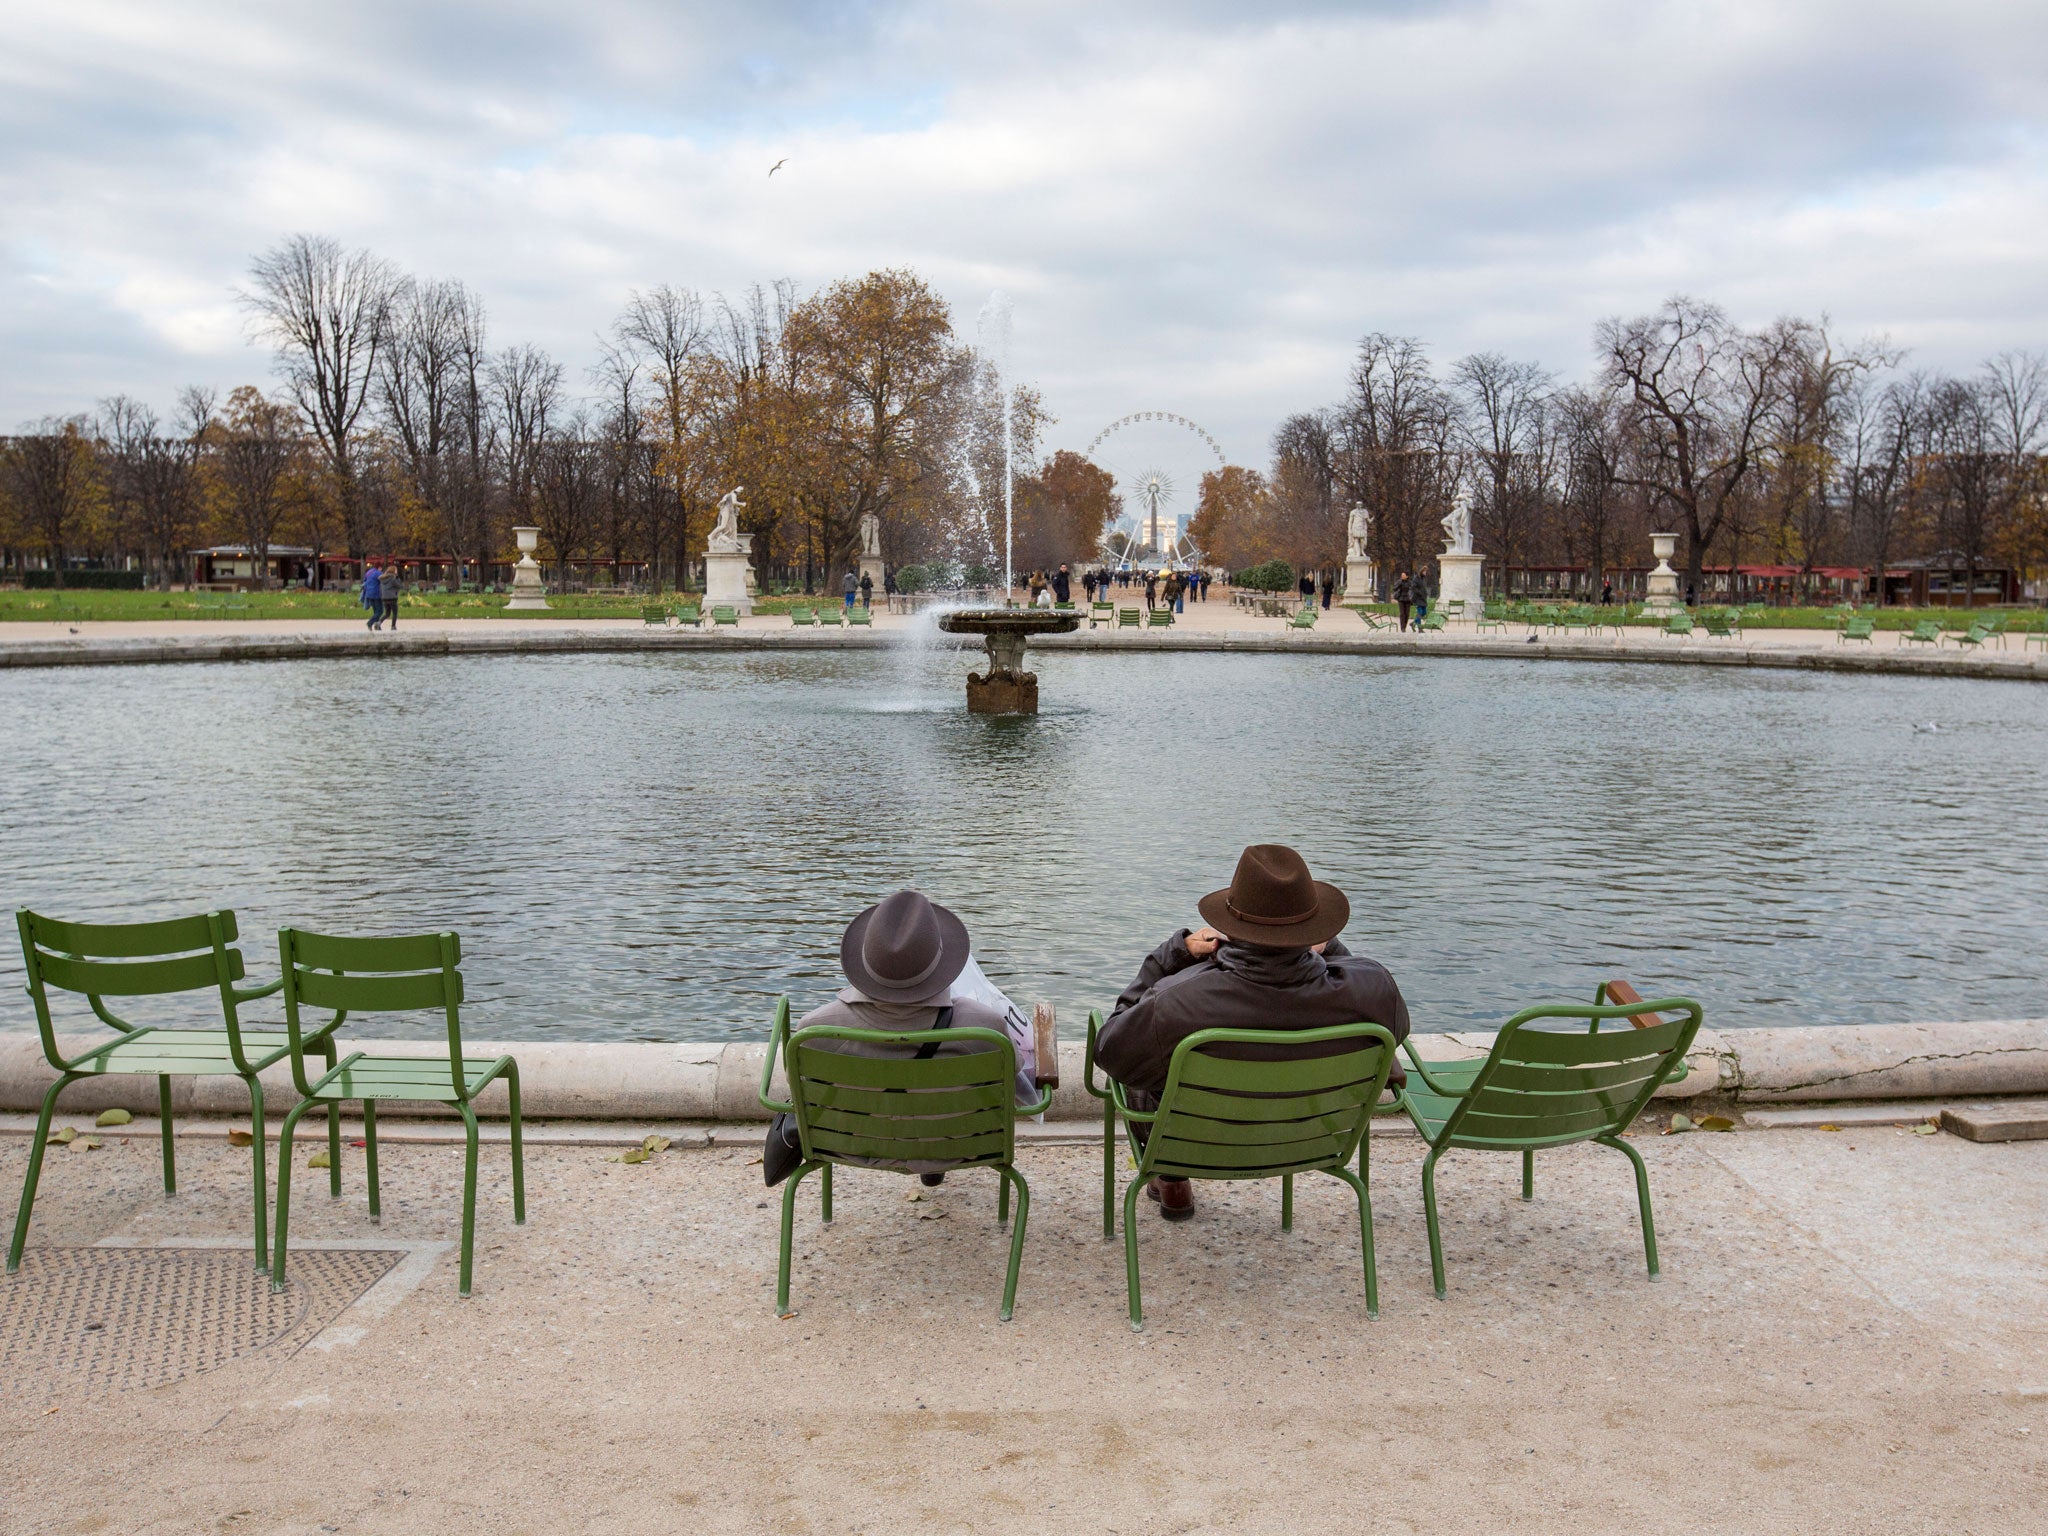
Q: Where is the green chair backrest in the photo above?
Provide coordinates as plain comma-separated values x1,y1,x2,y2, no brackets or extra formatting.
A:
1844,616,1875,639
1667,613,1693,633
278,928,468,1101
676,605,701,623
641,605,666,624
848,608,873,625
786,1015,1020,1170
713,605,739,623
1912,620,1940,640
16,908,254,1072
1433,999,1702,1151
1142,1025,1396,1181
1118,608,1141,626
789,606,814,623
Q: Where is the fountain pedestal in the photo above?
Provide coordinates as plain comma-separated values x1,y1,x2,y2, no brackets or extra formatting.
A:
703,540,755,617
1643,532,1682,614
937,609,1081,715
1437,552,1485,615
1345,556,1377,600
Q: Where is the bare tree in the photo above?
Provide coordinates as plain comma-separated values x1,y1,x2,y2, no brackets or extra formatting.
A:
1452,353,1555,587
243,235,399,558
213,388,301,588
492,344,563,556
613,284,708,588
1555,385,1629,590
1332,333,1452,580
1843,372,1921,603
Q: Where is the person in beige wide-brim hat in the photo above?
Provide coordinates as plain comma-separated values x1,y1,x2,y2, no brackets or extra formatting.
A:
1095,844,1411,1223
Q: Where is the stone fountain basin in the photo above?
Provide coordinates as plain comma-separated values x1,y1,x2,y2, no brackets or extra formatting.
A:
935,609,1082,636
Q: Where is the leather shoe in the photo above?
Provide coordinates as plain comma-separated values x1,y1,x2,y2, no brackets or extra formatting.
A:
1143,1177,1195,1221
919,1171,946,1188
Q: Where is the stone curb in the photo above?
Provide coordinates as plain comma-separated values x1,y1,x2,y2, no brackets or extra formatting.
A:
0,626,2041,683
3,1019,2040,1122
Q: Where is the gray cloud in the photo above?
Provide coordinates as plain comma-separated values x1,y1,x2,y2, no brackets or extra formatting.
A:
2,0,2044,483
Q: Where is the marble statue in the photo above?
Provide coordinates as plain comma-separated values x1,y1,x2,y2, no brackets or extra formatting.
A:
1347,504,1371,559
1441,490,1473,556
859,511,882,559
709,487,747,553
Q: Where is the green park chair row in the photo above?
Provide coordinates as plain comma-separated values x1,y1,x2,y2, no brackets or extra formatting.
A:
1089,601,1117,628
763,982,1700,1328
641,604,705,627
10,908,523,1297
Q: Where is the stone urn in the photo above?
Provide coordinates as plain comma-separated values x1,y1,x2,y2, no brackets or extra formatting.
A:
1644,532,1681,614
935,609,1081,714
506,526,549,610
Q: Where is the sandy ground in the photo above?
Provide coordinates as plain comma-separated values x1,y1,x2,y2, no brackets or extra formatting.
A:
0,597,2027,655
3,1123,2043,1535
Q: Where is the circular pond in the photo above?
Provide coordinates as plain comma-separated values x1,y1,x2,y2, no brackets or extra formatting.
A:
2,649,2043,1042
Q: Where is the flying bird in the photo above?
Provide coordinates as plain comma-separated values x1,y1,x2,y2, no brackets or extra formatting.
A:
768,158,788,177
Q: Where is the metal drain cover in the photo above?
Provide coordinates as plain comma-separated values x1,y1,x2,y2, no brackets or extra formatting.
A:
0,1247,402,1397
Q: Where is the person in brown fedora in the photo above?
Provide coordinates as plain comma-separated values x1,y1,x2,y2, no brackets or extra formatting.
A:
1095,844,1410,1221
763,890,1038,1186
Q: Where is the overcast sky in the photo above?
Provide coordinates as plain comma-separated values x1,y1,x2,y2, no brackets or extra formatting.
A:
4,0,2045,479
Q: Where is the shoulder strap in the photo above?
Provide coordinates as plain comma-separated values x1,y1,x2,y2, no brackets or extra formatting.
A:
913,1005,955,1060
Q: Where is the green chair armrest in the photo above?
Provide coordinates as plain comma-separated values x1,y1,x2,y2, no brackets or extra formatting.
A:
759,996,794,1113
1083,1010,1110,1101
1399,1037,1475,1097
1018,1084,1054,1118
230,976,287,1003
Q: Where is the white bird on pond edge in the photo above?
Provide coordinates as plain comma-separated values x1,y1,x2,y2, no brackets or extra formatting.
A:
768,158,788,177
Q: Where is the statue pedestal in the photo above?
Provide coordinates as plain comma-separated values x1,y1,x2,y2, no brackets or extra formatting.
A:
703,544,755,616
1345,557,1377,600
506,526,549,610
1437,552,1485,614
1643,533,1682,614
858,554,885,603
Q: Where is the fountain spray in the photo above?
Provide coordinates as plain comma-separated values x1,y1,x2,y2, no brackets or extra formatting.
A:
977,290,1015,597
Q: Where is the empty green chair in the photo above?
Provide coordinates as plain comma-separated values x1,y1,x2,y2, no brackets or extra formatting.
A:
271,928,524,1296
674,603,702,627
847,607,874,627
1148,607,1175,627
1903,619,1941,646
10,907,345,1273
1418,609,1447,632
1662,612,1694,638
1398,989,1702,1297
1085,1015,1396,1330
1117,607,1142,628
759,997,1051,1320
1288,607,1317,630
788,605,816,627
1351,606,1391,631
641,604,669,627
1473,605,1508,634
711,605,741,627
1839,616,1876,644
1089,601,1116,629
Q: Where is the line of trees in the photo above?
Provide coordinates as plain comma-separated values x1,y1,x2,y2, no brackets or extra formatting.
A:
1191,299,2048,601
1,235,1124,591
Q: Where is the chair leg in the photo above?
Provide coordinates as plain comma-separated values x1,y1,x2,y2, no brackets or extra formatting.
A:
1421,1142,1448,1299
8,1072,81,1273
1328,1165,1379,1319
247,1075,269,1272
776,1163,816,1316
270,1099,312,1291
1121,1177,1146,1331
1522,1147,1535,1202
321,1039,342,1197
1281,1172,1294,1232
997,1170,1011,1227
504,1062,526,1225
998,1167,1031,1322
1100,1098,1116,1239
820,1163,833,1224
157,1075,177,1194
457,1102,481,1297
362,1100,381,1221
1604,1134,1660,1279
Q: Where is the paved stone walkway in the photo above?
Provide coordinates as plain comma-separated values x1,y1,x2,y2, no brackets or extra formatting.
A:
3,1125,2042,1532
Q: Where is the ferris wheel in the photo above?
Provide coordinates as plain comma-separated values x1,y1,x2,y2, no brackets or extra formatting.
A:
1086,412,1226,569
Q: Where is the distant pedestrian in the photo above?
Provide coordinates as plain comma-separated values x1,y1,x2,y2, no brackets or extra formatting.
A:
360,562,383,630
859,571,873,608
1393,570,1413,631
1298,571,1315,607
1199,571,1211,601
381,565,401,630
1413,572,1430,626
1600,579,1614,606
1053,564,1072,604
843,569,858,611
1144,573,1158,611
1083,570,1097,603
1685,581,1697,607
1319,569,1333,610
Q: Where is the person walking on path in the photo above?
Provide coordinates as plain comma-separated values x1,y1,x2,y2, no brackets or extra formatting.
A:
1413,570,1429,627
1600,578,1614,606
1319,568,1334,611
843,569,858,612
858,571,873,609
1392,570,1413,631
360,562,383,630
1083,569,1098,604
1094,844,1410,1222
1143,572,1158,611
1053,564,1072,604
1298,570,1315,607
380,564,401,630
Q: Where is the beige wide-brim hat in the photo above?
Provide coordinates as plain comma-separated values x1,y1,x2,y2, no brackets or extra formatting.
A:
840,890,971,1005
1195,844,1350,949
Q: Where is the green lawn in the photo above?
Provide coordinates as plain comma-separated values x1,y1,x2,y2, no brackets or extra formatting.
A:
0,588,845,623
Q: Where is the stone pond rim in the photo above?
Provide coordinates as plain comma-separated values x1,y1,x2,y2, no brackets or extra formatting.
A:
936,607,1083,714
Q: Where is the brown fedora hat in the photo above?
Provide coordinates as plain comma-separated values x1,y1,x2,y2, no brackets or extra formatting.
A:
1195,844,1350,949
840,890,971,1005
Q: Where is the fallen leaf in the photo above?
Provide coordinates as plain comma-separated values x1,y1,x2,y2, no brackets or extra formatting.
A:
71,1136,103,1152
1662,1113,1695,1135
49,1126,78,1145
905,1189,925,1203
1819,1123,1842,1132
915,1207,947,1221
1912,1122,1940,1136
307,1150,331,1169
642,1135,672,1154
227,1129,253,1147
1696,1114,1736,1132
622,1147,649,1164
96,1108,133,1127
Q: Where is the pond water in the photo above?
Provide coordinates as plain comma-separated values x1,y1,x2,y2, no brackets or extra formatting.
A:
2,649,2044,1042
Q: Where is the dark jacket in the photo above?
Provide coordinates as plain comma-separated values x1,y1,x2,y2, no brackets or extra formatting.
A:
1392,577,1412,604
1052,570,1071,602
1096,930,1410,1098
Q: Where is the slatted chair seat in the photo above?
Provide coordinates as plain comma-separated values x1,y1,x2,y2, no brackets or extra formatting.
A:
271,927,523,1297
1085,1016,1396,1330
759,998,1053,1320
10,908,344,1275
1398,981,1702,1297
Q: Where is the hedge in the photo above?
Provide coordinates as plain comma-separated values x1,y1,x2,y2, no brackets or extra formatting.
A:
22,570,147,590
1235,559,1296,593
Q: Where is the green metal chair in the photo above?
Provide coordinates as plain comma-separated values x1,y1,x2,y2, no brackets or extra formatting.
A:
711,605,740,627
1662,612,1694,638
1903,619,1942,646
1117,607,1143,628
1838,615,1876,644
1350,606,1391,631
847,607,874,627
674,603,702,627
788,605,817,627
1473,605,1508,634
1148,607,1175,627
1085,1013,1396,1330
10,907,345,1273
1417,609,1447,632
759,998,1050,1320
1700,610,1739,639
641,604,669,627
1089,601,1116,629
1398,988,1702,1297
1287,607,1317,630
271,928,524,1297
